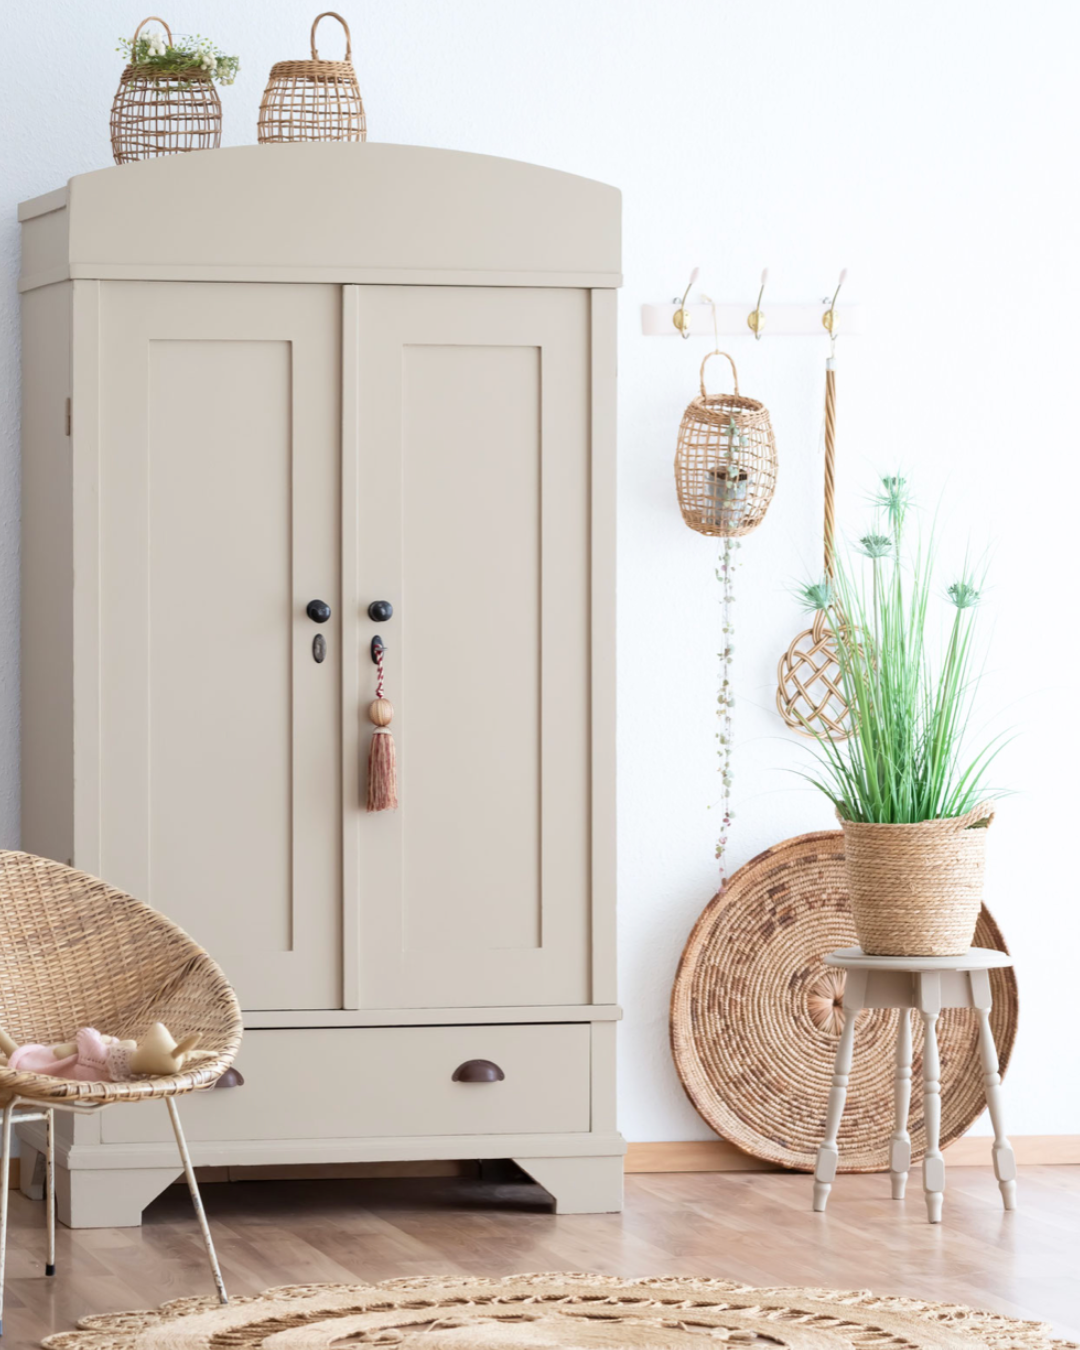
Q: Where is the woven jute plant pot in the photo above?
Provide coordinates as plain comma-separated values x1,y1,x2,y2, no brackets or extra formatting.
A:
110,18,222,166
841,802,994,957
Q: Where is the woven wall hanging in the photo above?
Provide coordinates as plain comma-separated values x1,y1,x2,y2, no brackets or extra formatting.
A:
258,12,367,144
670,830,1017,1171
777,279,853,739
674,351,777,539
776,356,853,738
110,18,222,165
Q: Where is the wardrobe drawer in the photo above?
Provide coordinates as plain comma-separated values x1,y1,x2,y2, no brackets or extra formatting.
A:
100,1023,591,1144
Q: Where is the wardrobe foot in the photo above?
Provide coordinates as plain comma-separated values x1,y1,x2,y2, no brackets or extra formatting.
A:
512,1154,624,1214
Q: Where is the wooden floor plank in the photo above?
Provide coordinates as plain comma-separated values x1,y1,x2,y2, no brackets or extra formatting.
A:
3,1166,1078,1345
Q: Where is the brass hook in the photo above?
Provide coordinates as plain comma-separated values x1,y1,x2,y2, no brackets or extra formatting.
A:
746,268,768,340
822,268,847,340
672,266,699,339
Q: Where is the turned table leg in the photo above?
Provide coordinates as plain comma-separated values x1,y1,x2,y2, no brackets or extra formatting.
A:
811,949,1015,1226
813,968,866,1212
970,968,1017,1211
889,1009,913,1200
918,972,945,1224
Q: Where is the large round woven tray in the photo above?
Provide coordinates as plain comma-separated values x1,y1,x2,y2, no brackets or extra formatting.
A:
670,830,1018,1172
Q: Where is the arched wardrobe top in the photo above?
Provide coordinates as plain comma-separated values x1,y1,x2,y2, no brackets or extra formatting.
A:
17,143,623,294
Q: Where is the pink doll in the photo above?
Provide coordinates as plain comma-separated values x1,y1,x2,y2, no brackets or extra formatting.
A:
0,1023,201,1082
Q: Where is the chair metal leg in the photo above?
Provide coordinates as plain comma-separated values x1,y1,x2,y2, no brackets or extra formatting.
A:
165,1098,227,1304
45,1109,56,1276
0,1102,14,1336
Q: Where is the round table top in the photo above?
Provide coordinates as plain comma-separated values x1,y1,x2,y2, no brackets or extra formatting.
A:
825,946,1013,972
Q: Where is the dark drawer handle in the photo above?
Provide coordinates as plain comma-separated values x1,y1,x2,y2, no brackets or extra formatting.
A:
451,1059,505,1083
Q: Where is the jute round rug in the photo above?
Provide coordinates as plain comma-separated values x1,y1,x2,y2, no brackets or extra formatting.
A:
41,1273,1077,1349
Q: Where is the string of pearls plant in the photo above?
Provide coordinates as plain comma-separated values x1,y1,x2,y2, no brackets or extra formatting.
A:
713,535,741,882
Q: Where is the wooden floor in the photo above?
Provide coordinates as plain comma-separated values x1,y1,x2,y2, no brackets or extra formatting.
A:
3,1165,1079,1345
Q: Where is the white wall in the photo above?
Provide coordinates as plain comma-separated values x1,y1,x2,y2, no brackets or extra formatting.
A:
2,1,1078,1141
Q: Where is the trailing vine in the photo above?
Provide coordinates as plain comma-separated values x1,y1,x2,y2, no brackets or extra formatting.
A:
714,534,740,883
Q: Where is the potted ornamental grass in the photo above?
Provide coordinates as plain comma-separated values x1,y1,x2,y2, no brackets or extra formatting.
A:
797,475,1003,957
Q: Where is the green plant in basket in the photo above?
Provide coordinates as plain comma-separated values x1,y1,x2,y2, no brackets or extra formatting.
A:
795,475,1005,827
117,29,239,85
793,475,1005,957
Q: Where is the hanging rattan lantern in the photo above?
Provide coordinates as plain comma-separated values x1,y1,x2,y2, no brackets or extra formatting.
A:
258,12,366,144
674,351,777,538
110,18,222,166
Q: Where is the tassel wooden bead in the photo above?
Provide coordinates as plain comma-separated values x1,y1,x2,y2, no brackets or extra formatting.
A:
367,727,398,812
366,645,398,812
369,697,394,727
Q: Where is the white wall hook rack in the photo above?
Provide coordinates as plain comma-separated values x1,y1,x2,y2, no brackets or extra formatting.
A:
642,300,864,338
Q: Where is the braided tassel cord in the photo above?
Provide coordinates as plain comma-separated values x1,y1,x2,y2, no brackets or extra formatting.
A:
367,647,398,812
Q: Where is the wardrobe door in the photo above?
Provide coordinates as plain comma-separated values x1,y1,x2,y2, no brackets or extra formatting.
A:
96,281,342,1010
348,286,591,1008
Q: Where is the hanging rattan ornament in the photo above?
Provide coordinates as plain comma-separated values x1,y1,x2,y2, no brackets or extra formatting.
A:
674,351,778,538
258,12,367,144
776,352,853,739
367,640,397,812
110,18,222,165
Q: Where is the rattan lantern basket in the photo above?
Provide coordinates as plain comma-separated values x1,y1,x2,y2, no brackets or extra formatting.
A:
258,12,366,144
110,17,222,166
675,351,777,538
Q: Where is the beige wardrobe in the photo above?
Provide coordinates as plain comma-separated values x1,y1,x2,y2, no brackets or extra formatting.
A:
18,143,623,1226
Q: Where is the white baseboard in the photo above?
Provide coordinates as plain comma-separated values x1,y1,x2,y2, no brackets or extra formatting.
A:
624,1136,1080,1173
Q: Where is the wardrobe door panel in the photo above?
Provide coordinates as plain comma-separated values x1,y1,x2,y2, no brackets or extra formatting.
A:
350,286,591,1008
97,282,342,1010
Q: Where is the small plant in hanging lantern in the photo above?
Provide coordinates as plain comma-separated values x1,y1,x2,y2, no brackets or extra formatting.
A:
258,12,367,144
674,351,777,538
111,18,238,166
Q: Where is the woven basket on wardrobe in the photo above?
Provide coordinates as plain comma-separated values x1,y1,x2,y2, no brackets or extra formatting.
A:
110,17,222,165
674,350,777,538
258,12,366,143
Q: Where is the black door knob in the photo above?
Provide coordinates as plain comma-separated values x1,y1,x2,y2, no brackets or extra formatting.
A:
306,600,332,623
368,600,394,622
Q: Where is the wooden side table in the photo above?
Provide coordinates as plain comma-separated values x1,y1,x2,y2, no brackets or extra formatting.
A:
812,946,1016,1224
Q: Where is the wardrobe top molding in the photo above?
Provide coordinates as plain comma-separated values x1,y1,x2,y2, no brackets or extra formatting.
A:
18,143,623,294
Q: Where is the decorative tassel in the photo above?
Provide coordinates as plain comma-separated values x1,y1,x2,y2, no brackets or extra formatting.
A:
367,646,398,811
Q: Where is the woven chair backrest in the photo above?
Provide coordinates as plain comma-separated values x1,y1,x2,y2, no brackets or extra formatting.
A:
0,850,220,1046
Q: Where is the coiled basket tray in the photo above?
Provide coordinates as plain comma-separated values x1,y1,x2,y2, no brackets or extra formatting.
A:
670,830,1018,1171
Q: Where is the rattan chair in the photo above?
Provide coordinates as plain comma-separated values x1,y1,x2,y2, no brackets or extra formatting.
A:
0,850,244,1333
